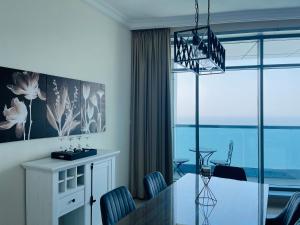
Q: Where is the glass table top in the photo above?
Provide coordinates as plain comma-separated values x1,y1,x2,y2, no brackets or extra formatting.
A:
117,173,269,225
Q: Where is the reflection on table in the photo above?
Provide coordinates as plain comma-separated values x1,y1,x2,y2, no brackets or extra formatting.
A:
117,174,269,225
173,158,190,177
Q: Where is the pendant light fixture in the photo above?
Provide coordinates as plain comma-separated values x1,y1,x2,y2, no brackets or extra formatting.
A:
174,0,225,75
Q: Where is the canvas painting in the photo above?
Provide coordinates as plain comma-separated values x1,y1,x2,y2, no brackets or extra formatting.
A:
0,66,106,144
46,76,81,137
0,67,47,142
81,81,105,134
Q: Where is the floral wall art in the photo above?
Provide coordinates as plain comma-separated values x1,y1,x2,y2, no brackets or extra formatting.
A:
0,66,106,143
81,81,105,134
0,67,47,142
46,76,81,137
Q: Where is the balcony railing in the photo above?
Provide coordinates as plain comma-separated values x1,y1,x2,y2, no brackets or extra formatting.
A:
174,124,300,187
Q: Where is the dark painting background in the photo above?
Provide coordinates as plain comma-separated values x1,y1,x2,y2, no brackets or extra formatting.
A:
0,66,105,144
46,75,81,137
0,67,46,143
81,81,106,134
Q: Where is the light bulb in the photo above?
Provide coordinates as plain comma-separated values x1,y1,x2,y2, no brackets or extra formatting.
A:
200,59,214,71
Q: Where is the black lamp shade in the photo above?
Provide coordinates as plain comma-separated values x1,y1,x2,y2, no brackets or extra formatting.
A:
174,26,225,75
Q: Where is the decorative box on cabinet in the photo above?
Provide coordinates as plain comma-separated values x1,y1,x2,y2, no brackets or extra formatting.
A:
22,150,119,225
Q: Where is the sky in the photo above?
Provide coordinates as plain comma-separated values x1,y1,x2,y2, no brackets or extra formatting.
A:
175,68,300,126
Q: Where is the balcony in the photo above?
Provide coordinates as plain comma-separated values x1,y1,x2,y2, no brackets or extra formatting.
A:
174,124,300,188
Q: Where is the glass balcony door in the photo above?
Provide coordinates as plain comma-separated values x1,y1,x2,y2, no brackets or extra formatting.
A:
173,34,300,188
173,32,300,225
173,39,260,182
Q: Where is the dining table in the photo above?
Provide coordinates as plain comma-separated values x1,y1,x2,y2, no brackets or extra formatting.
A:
117,173,269,225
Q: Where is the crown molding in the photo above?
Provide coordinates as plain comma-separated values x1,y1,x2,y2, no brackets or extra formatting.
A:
82,0,129,26
129,7,300,30
82,1,300,31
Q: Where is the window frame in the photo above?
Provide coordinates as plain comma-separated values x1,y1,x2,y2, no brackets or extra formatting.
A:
172,31,300,192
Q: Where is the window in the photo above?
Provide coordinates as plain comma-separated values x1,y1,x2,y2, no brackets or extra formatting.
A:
264,38,300,65
264,68,300,187
223,40,258,67
173,31,300,189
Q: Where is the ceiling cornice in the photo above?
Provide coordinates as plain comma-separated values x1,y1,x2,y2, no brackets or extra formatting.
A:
82,1,300,30
129,7,300,30
83,0,129,26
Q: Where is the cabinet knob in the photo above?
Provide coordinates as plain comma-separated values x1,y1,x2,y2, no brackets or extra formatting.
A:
69,199,76,203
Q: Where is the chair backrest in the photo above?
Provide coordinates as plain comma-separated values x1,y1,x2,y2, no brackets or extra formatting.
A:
213,165,247,181
144,171,167,199
226,140,234,165
282,192,300,225
100,186,136,225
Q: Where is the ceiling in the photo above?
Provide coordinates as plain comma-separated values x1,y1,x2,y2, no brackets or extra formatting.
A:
107,0,300,19
83,0,300,29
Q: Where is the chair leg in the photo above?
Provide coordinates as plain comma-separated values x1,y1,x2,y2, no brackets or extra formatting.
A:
177,164,185,177
173,162,177,173
174,162,185,177
174,163,181,177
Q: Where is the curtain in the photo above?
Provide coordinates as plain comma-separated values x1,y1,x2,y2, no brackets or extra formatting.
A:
129,28,173,199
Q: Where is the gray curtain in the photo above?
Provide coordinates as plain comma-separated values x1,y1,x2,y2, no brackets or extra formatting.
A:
129,28,173,199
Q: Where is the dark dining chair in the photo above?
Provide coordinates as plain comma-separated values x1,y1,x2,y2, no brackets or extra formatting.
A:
266,192,300,225
211,140,234,166
100,186,136,225
213,165,247,181
144,171,167,199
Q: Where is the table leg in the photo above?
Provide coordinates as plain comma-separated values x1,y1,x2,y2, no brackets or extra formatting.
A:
206,152,214,165
199,154,204,169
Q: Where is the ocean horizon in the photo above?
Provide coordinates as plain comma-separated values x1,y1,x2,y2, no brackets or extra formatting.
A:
174,124,300,183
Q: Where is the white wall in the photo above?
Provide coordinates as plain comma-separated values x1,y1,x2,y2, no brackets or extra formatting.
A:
0,1,131,225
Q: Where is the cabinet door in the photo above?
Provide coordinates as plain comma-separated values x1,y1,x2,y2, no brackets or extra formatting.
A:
92,159,112,225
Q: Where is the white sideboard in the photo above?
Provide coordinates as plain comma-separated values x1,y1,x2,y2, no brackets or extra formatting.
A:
22,150,119,225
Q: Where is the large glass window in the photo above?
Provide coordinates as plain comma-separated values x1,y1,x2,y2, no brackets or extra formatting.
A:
199,70,258,181
264,38,300,65
173,32,300,190
174,69,259,180
223,40,258,67
264,68,300,187
174,73,196,164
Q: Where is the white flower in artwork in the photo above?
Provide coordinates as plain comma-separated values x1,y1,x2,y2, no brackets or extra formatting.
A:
7,72,46,101
81,84,105,134
47,81,80,137
6,71,46,140
97,112,102,132
90,95,97,107
95,90,104,131
82,84,90,100
87,103,95,120
0,98,28,139
96,90,104,100
47,86,68,132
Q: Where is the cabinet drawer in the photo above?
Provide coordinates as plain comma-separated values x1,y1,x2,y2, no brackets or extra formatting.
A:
58,190,84,216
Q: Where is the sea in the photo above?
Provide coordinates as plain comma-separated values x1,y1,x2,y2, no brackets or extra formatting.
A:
174,125,300,183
